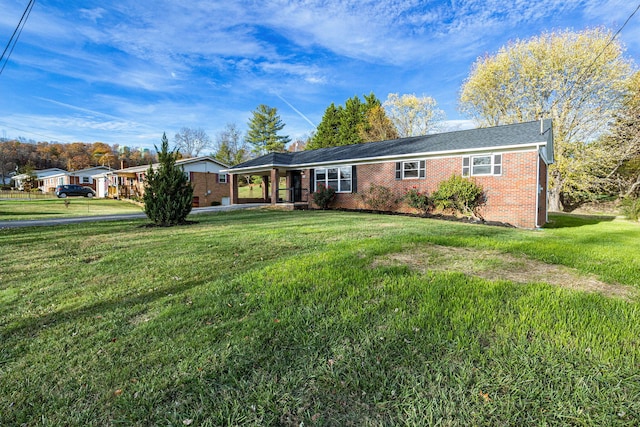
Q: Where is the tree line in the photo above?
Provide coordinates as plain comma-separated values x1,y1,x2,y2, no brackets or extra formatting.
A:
0,140,156,181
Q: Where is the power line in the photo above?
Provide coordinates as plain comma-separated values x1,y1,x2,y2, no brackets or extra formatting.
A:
0,0,37,77
548,2,640,113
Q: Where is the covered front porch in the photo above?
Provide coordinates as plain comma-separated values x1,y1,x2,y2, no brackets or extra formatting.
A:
229,167,310,206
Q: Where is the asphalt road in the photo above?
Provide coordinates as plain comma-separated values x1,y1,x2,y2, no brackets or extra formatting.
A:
0,203,270,229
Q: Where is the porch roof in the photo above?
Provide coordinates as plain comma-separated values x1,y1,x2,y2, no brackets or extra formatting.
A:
227,119,553,174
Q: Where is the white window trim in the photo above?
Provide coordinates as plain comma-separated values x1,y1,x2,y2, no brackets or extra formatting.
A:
463,154,502,177
218,173,228,184
315,166,352,193
395,160,426,180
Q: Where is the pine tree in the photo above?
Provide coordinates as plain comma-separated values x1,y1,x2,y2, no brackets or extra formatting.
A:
307,93,393,149
246,104,290,155
143,133,194,226
308,103,342,149
338,96,365,146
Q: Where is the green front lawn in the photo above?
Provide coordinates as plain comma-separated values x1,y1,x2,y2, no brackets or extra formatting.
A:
0,199,143,221
1,211,638,425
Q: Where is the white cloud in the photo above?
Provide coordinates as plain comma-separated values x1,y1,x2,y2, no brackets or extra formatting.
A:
3,0,638,148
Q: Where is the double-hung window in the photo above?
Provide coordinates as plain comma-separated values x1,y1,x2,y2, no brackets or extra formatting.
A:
315,166,352,193
462,154,502,177
395,160,426,180
218,173,228,184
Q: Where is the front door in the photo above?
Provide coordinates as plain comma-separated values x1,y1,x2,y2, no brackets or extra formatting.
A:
292,171,302,202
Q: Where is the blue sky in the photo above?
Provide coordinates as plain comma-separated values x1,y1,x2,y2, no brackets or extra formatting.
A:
1,0,639,150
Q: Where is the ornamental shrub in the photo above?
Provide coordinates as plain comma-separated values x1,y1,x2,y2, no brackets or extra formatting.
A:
404,187,432,215
360,184,400,211
432,175,485,219
312,184,336,209
143,133,194,226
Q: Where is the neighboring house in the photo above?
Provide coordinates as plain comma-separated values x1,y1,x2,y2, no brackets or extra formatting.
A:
112,156,230,206
41,166,111,193
12,168,67,191
225,120,554,228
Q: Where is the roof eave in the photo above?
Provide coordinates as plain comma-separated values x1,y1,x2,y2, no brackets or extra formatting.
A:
226,141,548,174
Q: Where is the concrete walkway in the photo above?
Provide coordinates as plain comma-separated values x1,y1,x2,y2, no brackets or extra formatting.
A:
0,203,270,229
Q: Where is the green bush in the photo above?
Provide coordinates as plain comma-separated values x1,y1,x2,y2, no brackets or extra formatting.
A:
360,184,400,211
403,187,432,215
143,133,194,226
312,184,336,209
621,196,640,221
432,175,485,219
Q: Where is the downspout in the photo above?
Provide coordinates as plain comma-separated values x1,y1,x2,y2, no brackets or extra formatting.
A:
535,148,541,228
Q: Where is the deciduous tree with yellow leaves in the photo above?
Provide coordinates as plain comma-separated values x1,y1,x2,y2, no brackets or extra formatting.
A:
459,28,635,211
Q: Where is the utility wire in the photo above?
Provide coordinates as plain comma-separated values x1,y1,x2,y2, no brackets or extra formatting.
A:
548,2,640,113
0,0,36,77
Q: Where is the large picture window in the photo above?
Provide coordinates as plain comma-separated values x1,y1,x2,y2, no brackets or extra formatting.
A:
315,166,352,193
395,160,426,180
462,154,502,177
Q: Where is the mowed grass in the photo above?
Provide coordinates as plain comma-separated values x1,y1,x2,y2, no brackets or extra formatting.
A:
0,199,143,220
1,210,639,426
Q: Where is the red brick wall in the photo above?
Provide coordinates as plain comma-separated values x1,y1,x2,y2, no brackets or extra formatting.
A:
306,150,545,228
189,172,229,206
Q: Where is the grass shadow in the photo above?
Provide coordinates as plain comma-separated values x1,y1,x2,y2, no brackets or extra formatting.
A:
544,213,617,229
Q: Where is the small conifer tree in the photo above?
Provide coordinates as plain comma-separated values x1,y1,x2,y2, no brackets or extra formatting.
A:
143,133,194,226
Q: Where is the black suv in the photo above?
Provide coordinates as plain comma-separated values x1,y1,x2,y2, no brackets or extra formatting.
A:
55,184,96,198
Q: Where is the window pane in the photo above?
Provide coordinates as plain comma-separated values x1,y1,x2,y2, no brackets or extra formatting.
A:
404,169,419,178
316,169,326,180
404,162,419,171
339,167,351,179
327,180,339,190
472,156,491,175
494,154,502,165
494,165,502,175
473,156,491,166
473,165,491,175
327,168,338,180
340,180,351,192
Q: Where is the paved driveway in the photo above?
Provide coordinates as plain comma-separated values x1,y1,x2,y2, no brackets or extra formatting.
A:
0,203,269,229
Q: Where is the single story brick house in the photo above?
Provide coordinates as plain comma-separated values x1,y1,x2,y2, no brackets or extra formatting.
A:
226,120,554,228
108,156,230,206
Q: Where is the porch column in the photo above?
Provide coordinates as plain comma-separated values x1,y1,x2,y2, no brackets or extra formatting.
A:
262,175,269,202
270,168,279,204
230,174,239,204
285,171,293,202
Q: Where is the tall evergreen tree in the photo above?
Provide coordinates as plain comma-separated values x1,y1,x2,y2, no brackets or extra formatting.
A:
143,133,193,226
338,96,366,145
307,92,393,149
246,104,290,155
307,103,342,149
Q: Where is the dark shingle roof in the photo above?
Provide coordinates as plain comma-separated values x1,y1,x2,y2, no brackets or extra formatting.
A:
231,120,553,171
